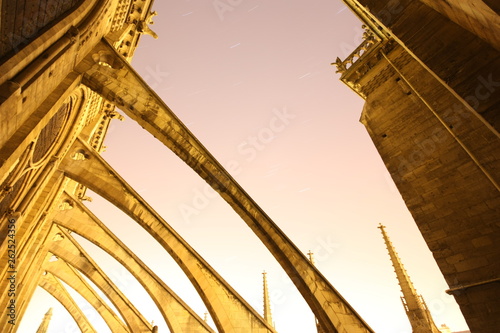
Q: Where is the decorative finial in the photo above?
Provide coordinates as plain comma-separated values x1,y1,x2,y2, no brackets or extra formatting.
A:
333,57,347,74
307,250,315,265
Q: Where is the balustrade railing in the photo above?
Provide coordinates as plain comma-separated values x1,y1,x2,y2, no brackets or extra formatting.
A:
333,25,379,75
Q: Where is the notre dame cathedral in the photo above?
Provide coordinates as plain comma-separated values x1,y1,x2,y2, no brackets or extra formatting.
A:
0,1,498,332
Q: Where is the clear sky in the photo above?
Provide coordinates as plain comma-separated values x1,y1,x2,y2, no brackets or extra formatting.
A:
20,1,470,332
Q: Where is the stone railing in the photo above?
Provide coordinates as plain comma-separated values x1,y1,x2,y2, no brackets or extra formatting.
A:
333,25,379,75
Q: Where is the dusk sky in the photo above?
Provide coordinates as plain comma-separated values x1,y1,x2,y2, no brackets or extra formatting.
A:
21,1,470,332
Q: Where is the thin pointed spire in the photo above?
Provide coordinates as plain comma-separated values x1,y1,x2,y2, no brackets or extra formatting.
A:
36,308,53,333
378,223,441,333
262,271,273,327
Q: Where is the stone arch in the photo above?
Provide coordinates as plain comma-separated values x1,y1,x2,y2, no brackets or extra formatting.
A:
47,226,153,333
38,272,97,333
42,258,130,333
53,191,214,333
60,137,276,333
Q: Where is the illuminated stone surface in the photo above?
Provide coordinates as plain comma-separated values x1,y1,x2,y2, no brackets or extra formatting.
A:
337,1,500,332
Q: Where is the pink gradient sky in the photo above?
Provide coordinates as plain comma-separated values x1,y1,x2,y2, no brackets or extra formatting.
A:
21,1,470,332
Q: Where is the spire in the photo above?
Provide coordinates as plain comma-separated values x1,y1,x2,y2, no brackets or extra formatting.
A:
36,308,53,333
262,271,273,327
378,224,441,333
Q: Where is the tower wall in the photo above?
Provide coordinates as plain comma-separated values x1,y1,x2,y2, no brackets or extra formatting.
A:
339,1,500,332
